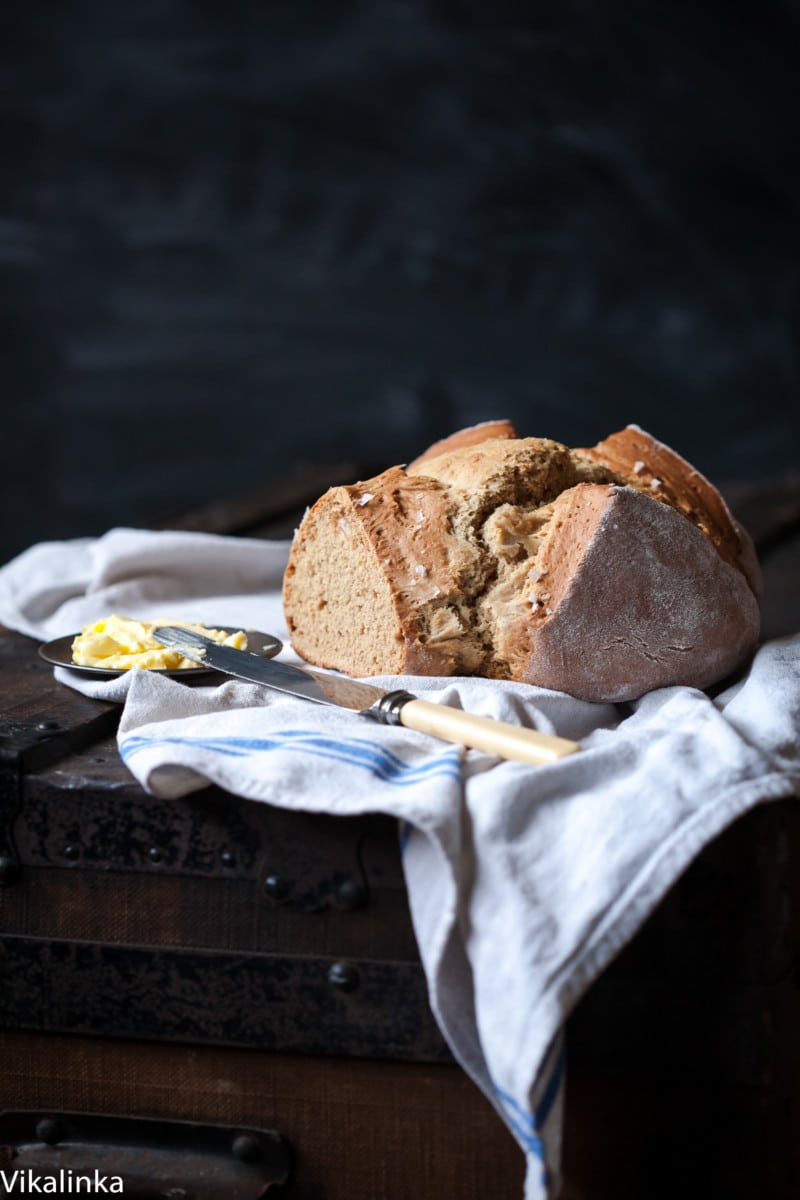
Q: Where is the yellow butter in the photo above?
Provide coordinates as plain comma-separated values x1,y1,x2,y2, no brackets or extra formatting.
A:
71,614,246,670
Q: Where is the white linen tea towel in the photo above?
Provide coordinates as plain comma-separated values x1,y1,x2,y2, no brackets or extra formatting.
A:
2,526,799,1200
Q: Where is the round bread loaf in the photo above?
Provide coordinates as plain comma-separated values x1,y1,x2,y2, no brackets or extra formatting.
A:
282,424,761,702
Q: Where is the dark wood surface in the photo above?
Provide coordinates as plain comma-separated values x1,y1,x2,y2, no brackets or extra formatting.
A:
0,466,798,1198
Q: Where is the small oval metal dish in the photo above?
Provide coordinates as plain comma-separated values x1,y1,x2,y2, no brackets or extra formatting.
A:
38,627,283,680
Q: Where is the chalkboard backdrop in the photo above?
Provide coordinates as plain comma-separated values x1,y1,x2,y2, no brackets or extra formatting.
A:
3,1,799,564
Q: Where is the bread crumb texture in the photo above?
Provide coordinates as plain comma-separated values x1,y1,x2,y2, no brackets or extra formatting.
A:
282,424,761,701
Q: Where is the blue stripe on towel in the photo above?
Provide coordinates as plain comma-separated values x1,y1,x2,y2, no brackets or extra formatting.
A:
398,820,414,856
120,729,462,787
533,1042,565,1129
493,1088,545,1160
493,1043,566,1163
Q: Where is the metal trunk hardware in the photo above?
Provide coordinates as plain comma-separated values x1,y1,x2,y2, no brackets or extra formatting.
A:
0,1112,291,1197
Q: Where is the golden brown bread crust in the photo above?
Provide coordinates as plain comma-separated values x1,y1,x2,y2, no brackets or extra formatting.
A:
407,418,519,470
282,424,762,702
575,424,760,599
283,466,486,677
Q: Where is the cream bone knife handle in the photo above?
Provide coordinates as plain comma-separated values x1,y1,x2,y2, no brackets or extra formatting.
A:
370,691,580,766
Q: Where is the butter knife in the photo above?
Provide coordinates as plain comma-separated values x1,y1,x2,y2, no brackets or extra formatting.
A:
152,626,580,766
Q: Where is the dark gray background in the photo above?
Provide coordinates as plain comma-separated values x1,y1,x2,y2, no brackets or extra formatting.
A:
3,1,799,565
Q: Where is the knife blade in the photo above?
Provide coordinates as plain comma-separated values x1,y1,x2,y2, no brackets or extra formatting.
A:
152,626,580,766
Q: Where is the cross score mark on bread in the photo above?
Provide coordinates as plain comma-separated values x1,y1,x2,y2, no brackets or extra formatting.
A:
282,424,761,703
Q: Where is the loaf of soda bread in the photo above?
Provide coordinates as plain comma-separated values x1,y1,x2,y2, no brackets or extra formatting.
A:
282,423,761,702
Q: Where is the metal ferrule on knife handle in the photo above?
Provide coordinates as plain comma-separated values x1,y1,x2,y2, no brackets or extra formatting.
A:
368,690,418,724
